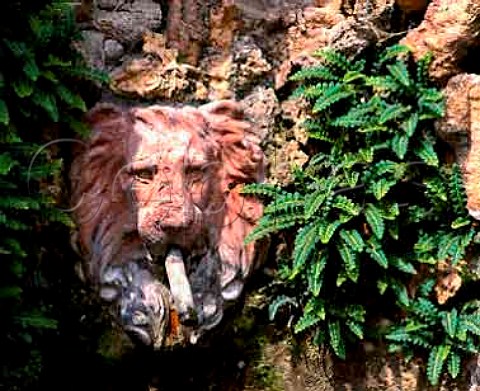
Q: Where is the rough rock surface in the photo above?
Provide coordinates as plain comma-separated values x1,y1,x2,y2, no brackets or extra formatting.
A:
241,87,280,143
93,0,162,45
274,6,344,89
401,0,480,84
436,73,480,219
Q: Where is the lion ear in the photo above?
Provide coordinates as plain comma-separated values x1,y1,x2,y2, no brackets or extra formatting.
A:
85,103,124,127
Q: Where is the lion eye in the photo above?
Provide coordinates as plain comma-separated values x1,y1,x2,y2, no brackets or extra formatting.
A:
132,167,156,182
186,166,207,182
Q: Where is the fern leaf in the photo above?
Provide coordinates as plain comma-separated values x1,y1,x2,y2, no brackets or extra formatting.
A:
460,315,480,336
367,246,388,269
427,344,450,386
376,44,410,66
268,295,298,321
389,257,416,274
370,178,396,200
415,140,439,167
0,153,16,175
402,113,418,137
0,99,9,126
346,321,364,339
12,78,34,98
319,220,342,244
56,85,87,112
391,134,409,160
290,66,338,82
413,298,437,320
241,183,285,198
312,84,353,114
294,311,321,334
328,320,346,359
292,221,321,274
441,309,458,339
379,103,410,124
338,242,359,282
313,48,351,72
451,217,470,229
365,204,385,239
32,90,59,122
23,58,40,81
245,215,300,243
305,189,328,219
265,192,304,214
307,252,327,296
391,282,410,307
344,170,360,187
447,351,461,379
339,229,365,252
332,195,361,216
448,164,467,215
387,62,412,88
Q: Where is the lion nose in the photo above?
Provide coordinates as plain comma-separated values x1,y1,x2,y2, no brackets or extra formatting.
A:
155,205,194,230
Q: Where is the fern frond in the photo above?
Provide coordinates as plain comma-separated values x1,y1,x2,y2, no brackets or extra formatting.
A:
339,229,365,252
292,221,321,273
328,320,346,359
241,183,285,198
312,84,354,114
447,351,461,379
307,254,327,296
387,62,412,89
245,214,300,243
313,48,351,73
290,66,339,82
427,344,450,386
389,257,416,274
391,134,409,160
264,192,304,214
376,44,411,66
268,295,298,321
414,140,439,167
441,309,458,339
364,204,385,239
337,243,360,282
319,220,342,244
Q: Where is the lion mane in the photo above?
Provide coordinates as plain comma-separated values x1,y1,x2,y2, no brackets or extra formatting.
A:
70,100,265,346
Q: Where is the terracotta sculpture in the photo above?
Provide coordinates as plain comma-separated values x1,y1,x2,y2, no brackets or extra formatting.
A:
70,100,265,348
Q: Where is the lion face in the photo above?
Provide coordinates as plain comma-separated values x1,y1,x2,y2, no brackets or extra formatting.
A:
121,107,225,252
70,100,265,348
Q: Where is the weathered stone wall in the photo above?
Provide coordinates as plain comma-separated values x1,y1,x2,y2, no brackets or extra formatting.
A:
73,0,480,389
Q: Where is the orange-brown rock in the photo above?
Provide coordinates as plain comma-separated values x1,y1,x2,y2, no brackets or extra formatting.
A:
109,33,202,100
401,0,480,84
165,0,206,66
275,6,344,89
436,74,480,219
209,0,244,52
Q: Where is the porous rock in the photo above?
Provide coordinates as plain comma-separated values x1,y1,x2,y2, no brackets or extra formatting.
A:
436,73,480,219
78,30,105,70
231,36,272,91
93,0,162,45
401,0,480,84
241,86,279,143
274,6,344,89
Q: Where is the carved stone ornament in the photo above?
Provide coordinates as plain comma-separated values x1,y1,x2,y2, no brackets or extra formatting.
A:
70,100,266,348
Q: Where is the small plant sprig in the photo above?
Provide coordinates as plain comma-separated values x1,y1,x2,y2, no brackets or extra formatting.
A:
387,279,480,385
243,44,480,384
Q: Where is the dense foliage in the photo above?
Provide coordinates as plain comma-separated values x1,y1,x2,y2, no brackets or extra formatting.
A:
243,45,480,385
0,1,105,388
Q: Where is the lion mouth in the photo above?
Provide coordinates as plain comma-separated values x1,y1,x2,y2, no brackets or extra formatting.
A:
164,247,198,326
